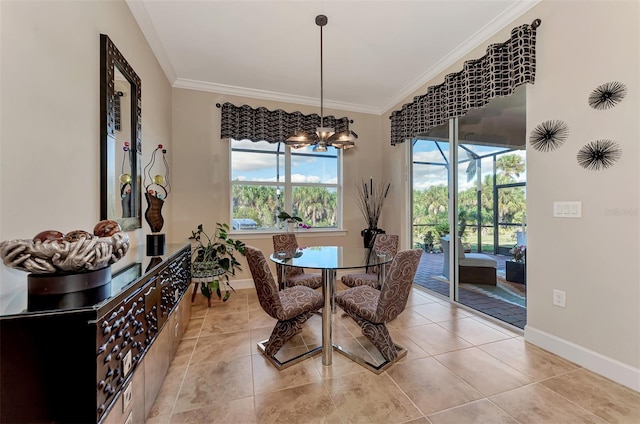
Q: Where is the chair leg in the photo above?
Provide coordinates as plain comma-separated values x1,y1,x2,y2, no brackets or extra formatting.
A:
256,311,322,370
334,309,407,374
357,318,398,361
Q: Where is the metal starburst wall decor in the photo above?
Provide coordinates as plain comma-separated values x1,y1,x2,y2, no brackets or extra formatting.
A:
529,119,569,152
588,81,627,110
576,139,622,171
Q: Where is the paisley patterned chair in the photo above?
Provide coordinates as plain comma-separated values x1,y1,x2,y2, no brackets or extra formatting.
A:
272,233,322,289
341,234,399,289
335,249,422,373
245,246,324,369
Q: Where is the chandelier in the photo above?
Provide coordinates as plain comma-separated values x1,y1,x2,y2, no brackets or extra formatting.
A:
286,15,357,152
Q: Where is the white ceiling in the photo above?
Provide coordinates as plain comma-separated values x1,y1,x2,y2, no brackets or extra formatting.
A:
126,0,538,115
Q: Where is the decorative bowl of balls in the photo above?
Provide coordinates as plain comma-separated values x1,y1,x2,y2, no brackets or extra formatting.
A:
0,220,130,275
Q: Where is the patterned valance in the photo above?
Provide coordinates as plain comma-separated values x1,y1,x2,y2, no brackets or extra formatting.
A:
390,19,541,146
219,102,353,144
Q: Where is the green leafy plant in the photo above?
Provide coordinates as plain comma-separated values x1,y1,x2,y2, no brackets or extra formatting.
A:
434,222,450,238
277,211,312,229
277,211,302,224
422,231,435,252
189,223,246,303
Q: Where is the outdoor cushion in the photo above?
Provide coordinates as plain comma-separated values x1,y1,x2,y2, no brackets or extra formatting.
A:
460,253,497,268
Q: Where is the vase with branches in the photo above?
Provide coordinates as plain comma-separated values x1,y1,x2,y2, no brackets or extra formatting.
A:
354,178,391,247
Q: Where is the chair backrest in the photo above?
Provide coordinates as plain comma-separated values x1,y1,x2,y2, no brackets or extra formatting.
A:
369,234,399,275
272,233,298,252
375,249,422,322
272,233,303,277
245,245,282,319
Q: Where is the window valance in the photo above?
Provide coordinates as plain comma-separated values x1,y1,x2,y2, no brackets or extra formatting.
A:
218,102,353,144
390,19,541,146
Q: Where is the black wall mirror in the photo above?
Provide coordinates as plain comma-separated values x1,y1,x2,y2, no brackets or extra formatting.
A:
100,34,142,231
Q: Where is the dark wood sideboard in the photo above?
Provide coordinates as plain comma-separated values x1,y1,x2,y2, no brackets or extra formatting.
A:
0,243,191,424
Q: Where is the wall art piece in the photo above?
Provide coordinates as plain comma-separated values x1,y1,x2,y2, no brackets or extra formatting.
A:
529,119,569,152
588,81,627,110
576,139,622,170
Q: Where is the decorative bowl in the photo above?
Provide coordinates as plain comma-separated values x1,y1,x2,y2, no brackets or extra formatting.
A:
0,232,130,274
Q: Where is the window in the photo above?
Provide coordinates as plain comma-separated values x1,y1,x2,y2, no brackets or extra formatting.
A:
230,139,341,230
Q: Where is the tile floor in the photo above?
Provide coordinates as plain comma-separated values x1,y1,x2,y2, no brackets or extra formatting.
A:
146,285,640,424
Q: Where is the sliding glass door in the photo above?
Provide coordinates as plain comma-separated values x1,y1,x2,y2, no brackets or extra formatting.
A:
412,86,527,329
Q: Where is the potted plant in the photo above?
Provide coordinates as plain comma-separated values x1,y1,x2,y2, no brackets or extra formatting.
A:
189,223,246,306
422,231,435,252
277,211,310,232
506,244,526,284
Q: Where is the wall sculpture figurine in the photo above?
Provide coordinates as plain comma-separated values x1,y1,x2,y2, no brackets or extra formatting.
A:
577,139,622,171
143,144,170,255
529,119,569,152
588,81,627,110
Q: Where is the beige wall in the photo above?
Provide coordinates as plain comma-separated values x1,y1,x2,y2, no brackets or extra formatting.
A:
168,88,385,281
526,0,639,377
0,0,172,291
383,0,639,388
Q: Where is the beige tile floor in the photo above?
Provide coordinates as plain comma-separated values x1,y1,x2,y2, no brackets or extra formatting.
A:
146,285,640,424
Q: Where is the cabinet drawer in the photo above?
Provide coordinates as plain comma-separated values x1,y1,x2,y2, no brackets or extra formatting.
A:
96,278,158,421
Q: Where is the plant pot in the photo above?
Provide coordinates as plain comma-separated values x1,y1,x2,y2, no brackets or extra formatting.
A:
361,227,385,248
191,261,224,281
506,260,526,284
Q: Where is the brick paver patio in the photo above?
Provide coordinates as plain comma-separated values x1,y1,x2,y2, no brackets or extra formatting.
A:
413,251,527,329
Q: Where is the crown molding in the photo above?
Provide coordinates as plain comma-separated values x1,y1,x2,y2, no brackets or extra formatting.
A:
173,78,382,115
125,0,177,84
381,0,540,114
128,0,538,117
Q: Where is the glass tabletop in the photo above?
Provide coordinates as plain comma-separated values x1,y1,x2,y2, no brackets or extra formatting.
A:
269,246,392,270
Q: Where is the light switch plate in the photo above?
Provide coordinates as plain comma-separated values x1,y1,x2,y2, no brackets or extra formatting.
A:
553,201,581,218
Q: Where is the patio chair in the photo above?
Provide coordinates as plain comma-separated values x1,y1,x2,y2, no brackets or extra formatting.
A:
441,235,496,285
341,234,399,289
245,246,324,369
335,249,422,373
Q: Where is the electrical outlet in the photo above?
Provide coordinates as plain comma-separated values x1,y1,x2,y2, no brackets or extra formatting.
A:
122,382,133,412
553,289,566,307
124,411,133,424
123,350,132,376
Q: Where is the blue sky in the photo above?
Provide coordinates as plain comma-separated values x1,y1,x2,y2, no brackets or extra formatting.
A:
412,139,526,191
231,139,338,184
231,138,525,190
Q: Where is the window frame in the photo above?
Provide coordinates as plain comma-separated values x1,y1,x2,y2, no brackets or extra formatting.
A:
229,139,344,233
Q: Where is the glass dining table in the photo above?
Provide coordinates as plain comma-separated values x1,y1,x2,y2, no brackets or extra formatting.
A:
269,245,393,366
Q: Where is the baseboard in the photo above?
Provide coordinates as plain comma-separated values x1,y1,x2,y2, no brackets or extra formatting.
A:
525,325,640,392
229,278,255,290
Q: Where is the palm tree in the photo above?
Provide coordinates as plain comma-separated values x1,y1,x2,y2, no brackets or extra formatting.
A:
497,154,525,179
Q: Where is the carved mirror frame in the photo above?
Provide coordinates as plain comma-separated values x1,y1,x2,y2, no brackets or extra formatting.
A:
100,34,142,231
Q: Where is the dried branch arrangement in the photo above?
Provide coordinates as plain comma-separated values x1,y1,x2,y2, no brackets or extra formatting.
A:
354,178,391,229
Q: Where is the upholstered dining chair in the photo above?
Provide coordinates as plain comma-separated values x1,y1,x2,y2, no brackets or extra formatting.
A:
335,248,422,374
272,233,322,289
341,234,399,289
245,245,324,369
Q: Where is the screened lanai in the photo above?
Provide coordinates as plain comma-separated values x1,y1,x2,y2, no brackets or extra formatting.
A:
410,85,528,329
